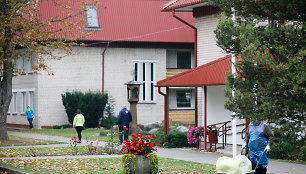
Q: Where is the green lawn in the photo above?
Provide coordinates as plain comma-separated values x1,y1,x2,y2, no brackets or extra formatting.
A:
8,128,110,142
0,145,118,158
0,135,64,147
0,157,216,173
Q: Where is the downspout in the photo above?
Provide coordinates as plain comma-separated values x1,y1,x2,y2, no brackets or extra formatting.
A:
158,86,169,138
204,86,207,150
172,9,198,127
102,42,110,94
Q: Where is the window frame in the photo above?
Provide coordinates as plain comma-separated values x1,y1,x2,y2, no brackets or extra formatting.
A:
134,60,157,103
177,51,191,69
176,90,192,108
84,5,102,31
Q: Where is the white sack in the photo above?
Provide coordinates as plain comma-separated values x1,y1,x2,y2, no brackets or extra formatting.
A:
216,156,240,174
232,155,252,174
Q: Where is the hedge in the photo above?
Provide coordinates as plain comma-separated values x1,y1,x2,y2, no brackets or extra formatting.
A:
62,91,108,128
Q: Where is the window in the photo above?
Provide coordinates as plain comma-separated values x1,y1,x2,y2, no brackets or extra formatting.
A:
85,5,102,30
30,91,34,110
22,57,26,73
177,51,191,69
134,61,156,103
21,92,26,113
176,90,191,108
13,92,17,113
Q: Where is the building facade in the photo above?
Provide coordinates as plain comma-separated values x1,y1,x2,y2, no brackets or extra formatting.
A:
7,0,195,129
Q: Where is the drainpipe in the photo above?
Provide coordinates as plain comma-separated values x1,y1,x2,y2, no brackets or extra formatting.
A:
158,86,169,139
172,9,198,127
102,42,110,94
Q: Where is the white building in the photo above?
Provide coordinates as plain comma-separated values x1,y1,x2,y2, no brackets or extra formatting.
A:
7,0,195,129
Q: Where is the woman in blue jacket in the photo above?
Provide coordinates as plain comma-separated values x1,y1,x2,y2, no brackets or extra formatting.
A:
25,106,34,129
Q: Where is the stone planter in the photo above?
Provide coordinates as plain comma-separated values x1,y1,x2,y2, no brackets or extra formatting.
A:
130,155,151,174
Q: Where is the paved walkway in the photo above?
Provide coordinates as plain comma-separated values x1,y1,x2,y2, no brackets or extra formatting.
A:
1,131,305,174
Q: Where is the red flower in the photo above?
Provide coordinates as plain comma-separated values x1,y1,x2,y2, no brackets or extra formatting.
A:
155,149,157,152
30,149,32,151
114,134,118,137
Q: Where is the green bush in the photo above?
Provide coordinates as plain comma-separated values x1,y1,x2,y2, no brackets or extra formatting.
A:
53,125,62,129
101,97,116,129
269,125,306,161
62,91,108,128
154,131,165,146
53,124,71,129
269,142,292,160
164,130,188,148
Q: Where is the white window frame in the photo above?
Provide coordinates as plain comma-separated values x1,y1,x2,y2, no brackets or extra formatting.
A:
85,5,102,30
13,92,18,113
29,91,34,110
134,60,157,103
21,92,27,113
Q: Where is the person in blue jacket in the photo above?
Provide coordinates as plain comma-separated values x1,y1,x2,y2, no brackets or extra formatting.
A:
116,105,132,144
25,106,34,129
242,120,274,174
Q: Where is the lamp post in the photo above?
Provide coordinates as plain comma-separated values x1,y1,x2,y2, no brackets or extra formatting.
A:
124,80,142,134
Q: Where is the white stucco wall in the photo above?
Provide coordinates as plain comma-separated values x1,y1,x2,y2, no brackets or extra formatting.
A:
9,46,175,128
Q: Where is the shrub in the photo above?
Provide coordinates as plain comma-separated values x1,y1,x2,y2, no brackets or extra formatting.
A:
53,125,62,129
153,131,165,146
101,97,116,129
164,130,188,148
62,91,108,128
53,124,71,129
269,125,306,161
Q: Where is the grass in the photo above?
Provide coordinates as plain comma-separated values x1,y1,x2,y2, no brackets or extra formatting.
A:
0,135,64,147
8,128,110,142
270,159,306,165
0,157,216,173
0,144,119,158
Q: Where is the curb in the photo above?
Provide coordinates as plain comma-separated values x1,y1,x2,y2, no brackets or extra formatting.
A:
0,166,29,174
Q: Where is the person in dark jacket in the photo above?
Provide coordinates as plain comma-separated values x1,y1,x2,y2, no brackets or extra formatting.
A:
116,105,132,144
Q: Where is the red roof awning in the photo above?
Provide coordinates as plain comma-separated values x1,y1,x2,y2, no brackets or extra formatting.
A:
156,55,232,87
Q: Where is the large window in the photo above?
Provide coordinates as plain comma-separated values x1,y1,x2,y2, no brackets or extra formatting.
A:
85,5,102,30
134,61,156,103
177,51,191,69
176,90,191,108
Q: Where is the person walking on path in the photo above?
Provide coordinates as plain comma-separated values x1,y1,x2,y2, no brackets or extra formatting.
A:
25,106,34,129
116,105,132,144
73,109,85,143
242,120,274,174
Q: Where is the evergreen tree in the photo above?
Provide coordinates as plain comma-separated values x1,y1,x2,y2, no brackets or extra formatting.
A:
209,0,305,138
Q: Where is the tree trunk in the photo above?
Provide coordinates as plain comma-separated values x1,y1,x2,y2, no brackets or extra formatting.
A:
0,59,13,141
0,0,13,141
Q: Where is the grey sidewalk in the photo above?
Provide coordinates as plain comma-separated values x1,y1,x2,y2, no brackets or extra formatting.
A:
3,131,306,174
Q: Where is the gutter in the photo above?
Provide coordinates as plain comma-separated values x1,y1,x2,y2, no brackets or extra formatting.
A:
158,86,169,137
172,9,198,127
102,42,110,94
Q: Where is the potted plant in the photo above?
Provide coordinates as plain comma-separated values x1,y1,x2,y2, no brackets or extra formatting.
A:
121,132,158,174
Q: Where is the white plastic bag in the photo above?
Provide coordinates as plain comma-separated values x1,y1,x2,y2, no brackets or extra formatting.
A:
232,155,252,174
216,156,240,174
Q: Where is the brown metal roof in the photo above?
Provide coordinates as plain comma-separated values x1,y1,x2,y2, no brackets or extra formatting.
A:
156,55,232,87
